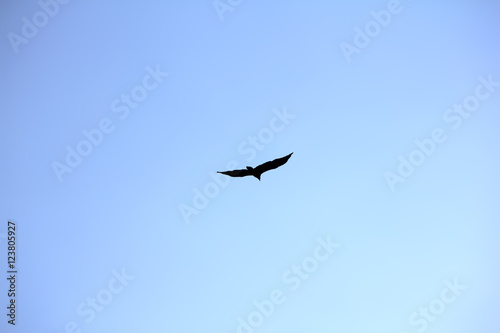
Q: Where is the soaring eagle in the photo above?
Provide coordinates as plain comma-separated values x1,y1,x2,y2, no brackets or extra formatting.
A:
217,153,293,181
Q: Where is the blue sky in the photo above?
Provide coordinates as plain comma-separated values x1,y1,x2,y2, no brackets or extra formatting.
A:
1,1,499,332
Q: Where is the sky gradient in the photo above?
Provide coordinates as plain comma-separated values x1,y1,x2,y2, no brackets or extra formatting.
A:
1,1,499,332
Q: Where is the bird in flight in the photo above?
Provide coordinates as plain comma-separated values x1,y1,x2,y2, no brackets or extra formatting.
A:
217,153,293,181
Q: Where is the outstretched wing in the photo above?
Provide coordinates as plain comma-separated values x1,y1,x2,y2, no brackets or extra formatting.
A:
217,168,252,177
254,152,293,174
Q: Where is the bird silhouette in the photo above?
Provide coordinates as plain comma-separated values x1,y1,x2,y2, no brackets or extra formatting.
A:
217,153,293,181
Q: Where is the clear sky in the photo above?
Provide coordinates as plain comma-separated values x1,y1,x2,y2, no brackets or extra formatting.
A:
1,1,499,332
